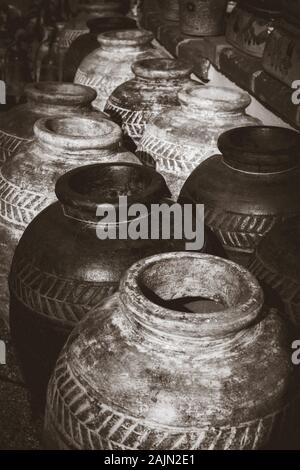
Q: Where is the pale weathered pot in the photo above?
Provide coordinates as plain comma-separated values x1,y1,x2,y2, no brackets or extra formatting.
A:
226,0,282,58
180,126,300,267
0,116,139,327
44,252,294,450
74,29,162,111
180,0,228,36
0,82,100,164
137,83,260,200
249,218,300,327
63,16,136,82
161,0,180,22
105,58,193,150
263,11,300,88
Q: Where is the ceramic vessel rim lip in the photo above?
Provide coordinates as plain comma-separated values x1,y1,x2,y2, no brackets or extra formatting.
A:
178,84,251,112
132,58,192,80
25,82,97,106
218,125,300,171
33,116,121,151
97,29,154,47
87,15,136,32
55,163,170,213
120,252,263,338
238,0,282,17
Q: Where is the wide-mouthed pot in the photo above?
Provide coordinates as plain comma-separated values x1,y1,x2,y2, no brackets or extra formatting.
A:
180,0,228,37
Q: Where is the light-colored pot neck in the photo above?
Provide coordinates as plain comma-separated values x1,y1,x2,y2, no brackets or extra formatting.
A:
97,29,153,52
120,253,263,351
133,58,192,83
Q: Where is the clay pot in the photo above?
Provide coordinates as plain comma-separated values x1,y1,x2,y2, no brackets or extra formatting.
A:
226,0,282,58
263,10,300,88
180,126,300,267
179,0,228,37
74,29,162,111
249,217,300,327
0,82,101,164
105,58,193,151
63,16,136,82
44,252,294,450
161,0,180,22
0,116,139,327
137,84,260,200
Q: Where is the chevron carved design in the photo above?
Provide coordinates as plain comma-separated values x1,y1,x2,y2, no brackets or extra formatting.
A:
105,100,150,143
60,29,86,49
0,130,30,163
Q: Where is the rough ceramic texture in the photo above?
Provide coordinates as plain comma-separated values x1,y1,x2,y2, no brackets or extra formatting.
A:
63,16,136,82
105,58,193,150
180,126,300,267
74,29,163,111
180,0,228,36
263,17,300,88
0,116,139,327
226,0,282,58
161,0,180,22
44,252,294,450
137,84,260,200
249,218,300,327
0,82,101,164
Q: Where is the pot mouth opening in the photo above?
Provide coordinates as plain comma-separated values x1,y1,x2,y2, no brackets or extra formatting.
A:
133,58,192,80
98,29,153,47
87,16,136,32
55,163,170,214
121,253,263,338
219,126,300,172
178,84,251,112
25,82,97,105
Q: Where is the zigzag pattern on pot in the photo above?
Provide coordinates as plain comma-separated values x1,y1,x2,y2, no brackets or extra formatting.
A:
45,352,289,450
0,130,29,162
60,30,85,48
10,257,118,325
138,134,206,175
75,69,133,102
105,100,148,142
0,172,48,228
249,256,300,325
204,207,279,251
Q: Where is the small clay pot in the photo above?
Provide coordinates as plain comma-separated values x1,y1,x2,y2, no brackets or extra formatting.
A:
226,0,282,58
180,126,300,266
105,58,193,150
161,0,180,22
137,83,260,200
0,82,101,163
63,16,136,82
44,252,294,450
74,29,162,111
180,0,228,37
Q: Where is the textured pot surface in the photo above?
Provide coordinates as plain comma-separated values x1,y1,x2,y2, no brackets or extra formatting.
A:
226,0,282,58
44,252,294,450
0,116,139,327
137,84,260,200
249,218,300,326
105,58,193,150
0,82,100,164
180,0,228,37
63,16,136,82
180,126,300,266
161,0,180,22
74,29,162,111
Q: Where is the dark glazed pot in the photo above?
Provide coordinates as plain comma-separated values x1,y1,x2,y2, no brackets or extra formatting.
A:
0,82,101,163
0,116,139,327
75,29,161,111
180,0,228,36
249,218,300,327
180,126,300,267
63,16,136,82
226,0,282,58
105,58,193,151
44,252,294,450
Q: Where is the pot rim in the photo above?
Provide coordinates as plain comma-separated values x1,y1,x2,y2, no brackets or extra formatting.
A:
97,29,154,48
132,58,192,80
25,82,97,106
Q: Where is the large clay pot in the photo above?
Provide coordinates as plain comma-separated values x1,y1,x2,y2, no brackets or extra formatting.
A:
74,29,162,111
161,0,180,22
180,126,300,267
226,0,282,58
44,252,294,450
137,84,260,200
63,16,136,82
179,0,228,36
105,58,193,151
0,82,100,164
0,116,139,327
249,218,300,327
